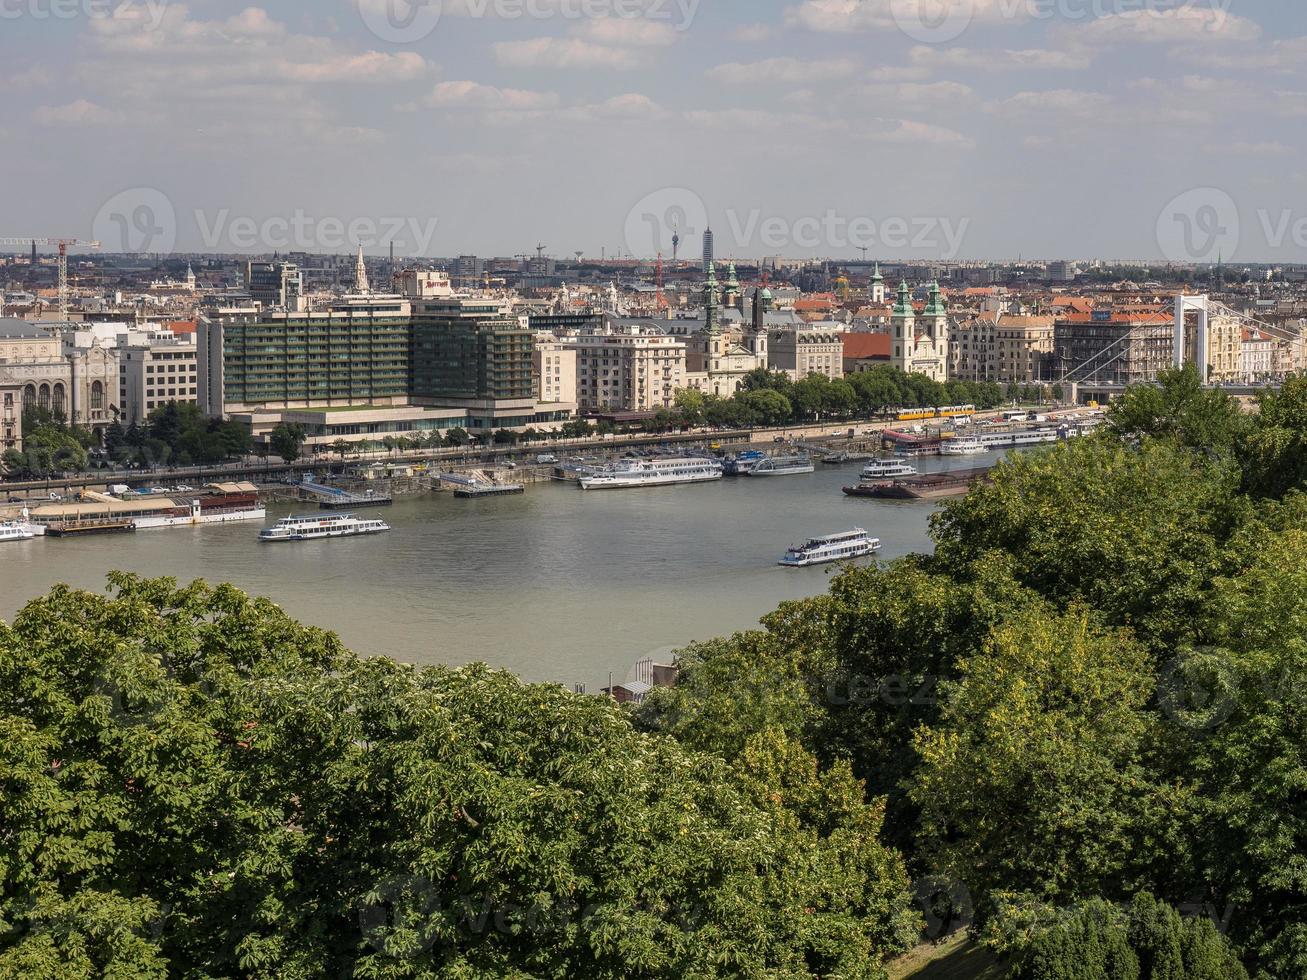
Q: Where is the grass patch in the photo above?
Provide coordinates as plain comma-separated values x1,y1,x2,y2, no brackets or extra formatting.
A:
887,933,1005,980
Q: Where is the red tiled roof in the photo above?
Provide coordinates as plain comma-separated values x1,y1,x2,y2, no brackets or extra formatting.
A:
167,320,197,335
843,333,891,360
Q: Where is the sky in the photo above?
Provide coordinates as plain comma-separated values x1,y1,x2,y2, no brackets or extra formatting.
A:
1,0,1304,263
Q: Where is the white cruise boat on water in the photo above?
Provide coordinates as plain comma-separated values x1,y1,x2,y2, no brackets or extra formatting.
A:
0,521,37,542
259,513,391,542
779,529,881,567
940,438,987,457
862,460,919,480
580,457,724,490
746,455,816,477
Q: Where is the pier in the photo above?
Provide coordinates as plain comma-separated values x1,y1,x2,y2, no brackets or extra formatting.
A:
298,481,393,510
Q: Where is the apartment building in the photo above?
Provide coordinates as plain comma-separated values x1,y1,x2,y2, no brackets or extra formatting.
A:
1053,310,1176,385
564,322,687,412
951,313,1055,384
118,338,200,424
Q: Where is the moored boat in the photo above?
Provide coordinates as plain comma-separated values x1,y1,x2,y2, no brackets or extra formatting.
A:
745,455,816,477
862,459,919,480
939,438,986,457
580,457,724,490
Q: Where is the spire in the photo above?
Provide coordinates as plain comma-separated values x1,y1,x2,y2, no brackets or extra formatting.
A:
872,262,883,282
893,280,914,317
704,262,720,335
354,245,370,295
924,280,947,316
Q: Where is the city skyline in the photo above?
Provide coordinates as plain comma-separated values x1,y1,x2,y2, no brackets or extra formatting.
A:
0,0,1303,262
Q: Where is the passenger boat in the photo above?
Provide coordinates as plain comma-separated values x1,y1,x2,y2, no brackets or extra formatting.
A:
843,466,993,500
862,460,919,480
939,438,986,457
258,514,391,542
580,457,724,490
745,455,816,477
722,450,767,475
0,521,37,542
779,529,881,567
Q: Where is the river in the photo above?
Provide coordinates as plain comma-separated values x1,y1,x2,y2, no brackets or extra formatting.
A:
0,452,1006,691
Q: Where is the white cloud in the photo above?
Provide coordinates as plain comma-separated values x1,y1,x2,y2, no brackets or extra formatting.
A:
785,0,1025,34
862,81,977,108
867,64,933,82
707,57,860,85
33,100,125,127
1069,6,1261,46
910,44,1092,71
577,17,678,47
987,89,1113,119
494,36,645,69
867,118,975,148
425,81,560,110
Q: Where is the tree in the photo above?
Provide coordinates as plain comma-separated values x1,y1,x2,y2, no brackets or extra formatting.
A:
269,423,307,464
0,576,919,978
1238,373,1307,499
330,439,351,460
445,427,470,447
1107,366,1247,455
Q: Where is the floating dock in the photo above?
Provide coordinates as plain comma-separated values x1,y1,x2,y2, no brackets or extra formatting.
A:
299,481,393,510
46,519,137,537
442,474,526,498
844,466,993,501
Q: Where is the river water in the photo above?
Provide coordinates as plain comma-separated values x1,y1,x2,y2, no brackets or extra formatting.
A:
1,452,1006,691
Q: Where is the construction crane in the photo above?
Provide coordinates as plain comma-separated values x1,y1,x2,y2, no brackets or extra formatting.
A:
0,237,100,320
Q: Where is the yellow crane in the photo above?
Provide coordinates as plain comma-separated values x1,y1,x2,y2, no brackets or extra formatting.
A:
0,238,101,320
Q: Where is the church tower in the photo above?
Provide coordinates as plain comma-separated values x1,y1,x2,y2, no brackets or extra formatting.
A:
723,263,740,312
920,280,949,379
870,263,885,305
747,287,769,362
354,246,370,295
891,280,915,371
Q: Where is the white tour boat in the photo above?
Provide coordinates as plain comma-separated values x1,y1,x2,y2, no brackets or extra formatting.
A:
746,455,816,477
779,529,881,568
0,521,37,543
259,513,391,542
939,438,987,457
580,457,724,490
862,460,919,480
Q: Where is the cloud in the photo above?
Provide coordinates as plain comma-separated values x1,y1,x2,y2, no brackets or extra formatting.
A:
33,100,125,127
708,57,861,84
424,81,560,110
862,81,977,108
987,88,1113,120
785,0,1024,33
494,36,646,69
1068,6,1261,46
910,44,1093,71
868,119,975,148
577,17,679,47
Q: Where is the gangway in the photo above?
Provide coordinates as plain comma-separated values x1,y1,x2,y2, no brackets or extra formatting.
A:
299,480,392,509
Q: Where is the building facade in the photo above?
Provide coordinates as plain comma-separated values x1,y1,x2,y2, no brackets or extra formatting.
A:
565,323,687,412
950,313,1055,384
1054,310,1176,386
118,337,200,424
0,319,118,431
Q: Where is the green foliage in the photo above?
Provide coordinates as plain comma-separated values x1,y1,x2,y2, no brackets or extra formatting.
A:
911,606,1178,911
1238,374,1307,498
2,410,91,476
930,436,1240,647
1107,366,1248,455
269,422,306,463
134,402,251,467
1004,894,1247,980
0,576,917,978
